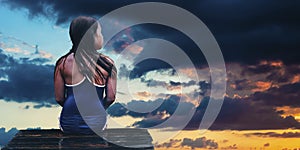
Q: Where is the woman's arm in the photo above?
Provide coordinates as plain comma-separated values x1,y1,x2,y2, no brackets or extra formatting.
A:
104,74,116,109
54,61,65,107
103,59,117,109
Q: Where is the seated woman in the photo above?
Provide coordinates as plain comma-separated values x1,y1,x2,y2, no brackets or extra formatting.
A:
54,16,117,134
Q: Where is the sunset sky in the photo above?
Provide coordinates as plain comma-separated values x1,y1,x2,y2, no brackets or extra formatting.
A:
1,0,300,149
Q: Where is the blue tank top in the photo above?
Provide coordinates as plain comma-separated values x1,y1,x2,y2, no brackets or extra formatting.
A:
59,77,107,134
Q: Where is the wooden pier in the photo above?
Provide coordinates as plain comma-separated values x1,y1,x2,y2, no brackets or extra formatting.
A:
3,128,154,150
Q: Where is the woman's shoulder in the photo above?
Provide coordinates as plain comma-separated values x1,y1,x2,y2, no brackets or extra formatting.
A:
55,52,73,69
55,56,65,69
99,54,114,65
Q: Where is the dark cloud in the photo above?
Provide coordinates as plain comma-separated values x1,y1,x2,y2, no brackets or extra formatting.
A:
242,63,281,75
1,1,298,81
137,71,202,91
186,97,300,130
226,60,300,100
221,144,238,150
0,49,55,106
117,64,130,79
107,102,128,117
169,81,181,86
33,103,53,109
240,61,294,84
282,147,298,150
155,139,181,148
132,114,167,128
264,143,270,147
108,95,183,118
245,132,300,138
2,0,300,66
232,79,253,91
250,83,300,107
107,95,196,127
23,105,30,109
129,59,173,79
181,137,218,149
141,78,168,87
155,137,218,149
0,127,18,147
111,39,132,53
266,72,289,83
199,81,210,96
109,93,300,130
170,80,197,87
125,24,207,72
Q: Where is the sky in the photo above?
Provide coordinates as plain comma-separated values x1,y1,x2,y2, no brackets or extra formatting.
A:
1,0,300,149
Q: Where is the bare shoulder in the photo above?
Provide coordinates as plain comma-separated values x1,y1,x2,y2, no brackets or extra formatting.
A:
65,53,75,63
55,56,65,70
55,52,73,71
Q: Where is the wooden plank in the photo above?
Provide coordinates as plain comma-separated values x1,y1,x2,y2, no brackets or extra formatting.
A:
3,129,154,150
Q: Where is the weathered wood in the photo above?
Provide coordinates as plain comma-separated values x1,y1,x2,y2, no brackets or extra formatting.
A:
3,129,154,150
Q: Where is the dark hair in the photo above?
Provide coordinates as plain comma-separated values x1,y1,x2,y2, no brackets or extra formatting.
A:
69,16,98,52
55,16,116,84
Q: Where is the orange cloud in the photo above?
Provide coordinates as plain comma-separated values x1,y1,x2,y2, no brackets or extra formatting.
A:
276,106,300,121
4,47,31,55
291,74,300,84
252,81,272,92
178,68,197,79
4,47,22,53
259,60,268,65
230,84,237,89
135,91,152,100
233,94,242,99
259,60,283,67
270,61,283,67
127,44,143,55
38,50,53,59
175,93,199,106
166,85,182,91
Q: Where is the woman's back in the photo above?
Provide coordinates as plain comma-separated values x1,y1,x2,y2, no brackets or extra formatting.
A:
58,53,108,134
62,77,105,115
61,80,107,134
59,53,109,86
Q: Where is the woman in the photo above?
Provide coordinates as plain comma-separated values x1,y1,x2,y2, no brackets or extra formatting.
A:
54,16,116,134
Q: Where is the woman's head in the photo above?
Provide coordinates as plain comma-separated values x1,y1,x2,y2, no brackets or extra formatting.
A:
69,16,103,52
67,16,114,83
